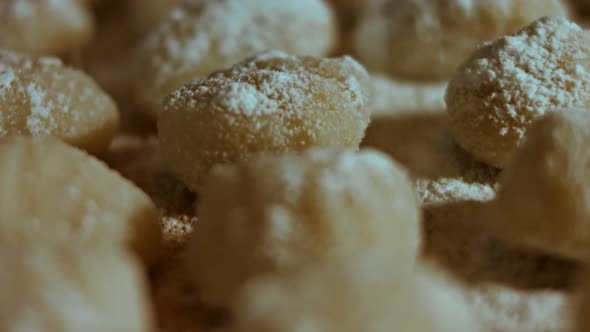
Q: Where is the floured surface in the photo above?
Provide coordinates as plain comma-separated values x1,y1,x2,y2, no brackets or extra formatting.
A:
106,135,197,249
446,16,590,167
353,0,568,81
134,0,337,117
0,50,119,155
465,285,574,332
159,51,370,190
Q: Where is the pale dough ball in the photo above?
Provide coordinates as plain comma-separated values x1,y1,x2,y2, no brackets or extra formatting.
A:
446,16,590,168
234,257,480,332
0,0,94,55
491,109,590,261
0,137,162,265
0,50,120,155
354,0,568,81
186,148,420,307
159,51,370,191
0,244,153,332
135,0,338,118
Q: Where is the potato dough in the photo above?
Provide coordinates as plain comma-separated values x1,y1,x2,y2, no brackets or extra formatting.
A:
0,0,94,55
491,109,590,261
446,16,590,167
186,148,419,307
0,137,162,265
234,257,480,332
0,50,119,155
0,244,153,332
354,0,568,81
159,51,370,190
134,0,337,117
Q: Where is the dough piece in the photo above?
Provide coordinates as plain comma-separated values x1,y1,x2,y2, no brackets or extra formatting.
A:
134,0,337,117
361,112,499,181
415,177,496,206
466,285,573,332
0,244,153,332
186,148,419,307
159,51,370,191
234,257,480,332
423,200,581,289
491,109,590,261
0,137,162,265
0,0,94,55
0,50,119,155
446,16,590,168
354,0,568,81
368,74,447,117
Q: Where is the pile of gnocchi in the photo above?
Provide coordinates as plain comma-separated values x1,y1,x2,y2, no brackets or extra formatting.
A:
2,0,590,331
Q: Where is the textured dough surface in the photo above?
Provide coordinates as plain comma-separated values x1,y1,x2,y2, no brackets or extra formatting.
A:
186,148,419,307
159,51,370,191
0,244,153,332
491,109,590,261
234,257,480,332
0,0,94,55
354,0,568,81
446,16,590,167
0,137,162,265
0,50,119,155
134,0,337,117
